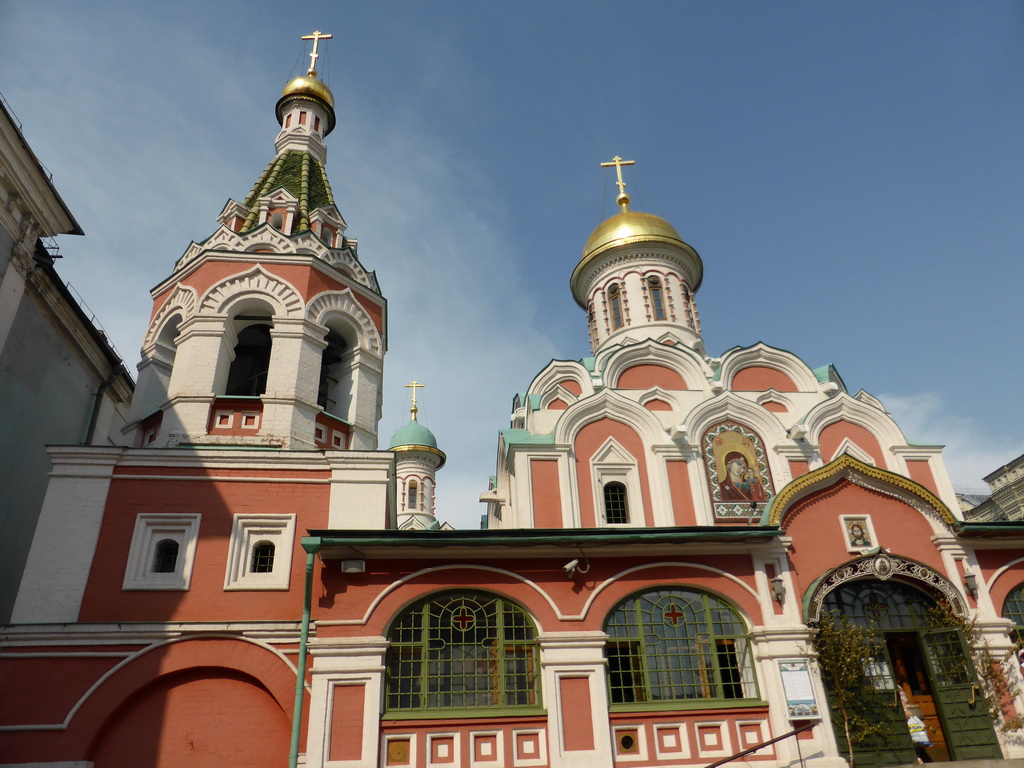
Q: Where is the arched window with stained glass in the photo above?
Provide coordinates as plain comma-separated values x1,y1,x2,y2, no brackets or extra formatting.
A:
604,588,758,707
385,592,540,714
1002,582,1024,645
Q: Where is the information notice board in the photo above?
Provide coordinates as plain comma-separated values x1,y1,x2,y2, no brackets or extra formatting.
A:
778,659,821,720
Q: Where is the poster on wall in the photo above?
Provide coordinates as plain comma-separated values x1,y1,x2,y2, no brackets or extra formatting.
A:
778,659,821,720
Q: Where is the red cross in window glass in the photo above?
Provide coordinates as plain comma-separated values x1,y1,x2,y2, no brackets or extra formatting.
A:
452,608,475,630
663,604,685,626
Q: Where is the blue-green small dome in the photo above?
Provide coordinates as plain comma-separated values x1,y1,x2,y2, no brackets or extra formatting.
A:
389,419,438,449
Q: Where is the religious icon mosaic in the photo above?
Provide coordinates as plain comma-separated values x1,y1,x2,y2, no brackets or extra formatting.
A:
703,421,775,519
839,514,876,553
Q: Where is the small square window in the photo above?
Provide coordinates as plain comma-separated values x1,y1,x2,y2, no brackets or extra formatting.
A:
224,514,296,591
123,513,201,591
315,425,326,441
215,411,233,428
241,412,260,429
331,431,344,448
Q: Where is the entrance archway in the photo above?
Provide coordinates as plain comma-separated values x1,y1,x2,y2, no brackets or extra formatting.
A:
811,559,1001,765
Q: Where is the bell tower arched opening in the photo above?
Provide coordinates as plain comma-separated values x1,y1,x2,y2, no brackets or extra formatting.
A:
225,322,273,396
317,326,350,418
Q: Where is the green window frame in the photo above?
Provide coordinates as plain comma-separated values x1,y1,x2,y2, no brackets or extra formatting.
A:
1002,582,1024,645
604,588,758,708
385,592,540,716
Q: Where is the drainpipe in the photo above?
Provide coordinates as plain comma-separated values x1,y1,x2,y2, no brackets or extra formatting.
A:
83,365,125,444
289,547,317,768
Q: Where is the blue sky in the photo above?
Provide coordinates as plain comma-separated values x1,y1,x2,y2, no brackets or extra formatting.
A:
5,2,1024,527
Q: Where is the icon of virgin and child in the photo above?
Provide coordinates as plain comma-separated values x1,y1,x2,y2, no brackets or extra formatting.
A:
718,451,767,502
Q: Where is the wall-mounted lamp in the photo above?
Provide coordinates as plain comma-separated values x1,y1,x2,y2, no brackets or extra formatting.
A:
341,559,366,573
770,576,786,603
964,572,978,598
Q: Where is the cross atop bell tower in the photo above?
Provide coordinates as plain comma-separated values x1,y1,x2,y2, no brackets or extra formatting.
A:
301,30,333,76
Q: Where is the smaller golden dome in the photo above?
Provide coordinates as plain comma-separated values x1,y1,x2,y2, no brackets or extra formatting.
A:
570,202,702,308
280,75,335,107
581,209,685,263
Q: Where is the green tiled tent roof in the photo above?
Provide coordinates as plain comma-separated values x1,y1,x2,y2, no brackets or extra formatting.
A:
239,150,335,234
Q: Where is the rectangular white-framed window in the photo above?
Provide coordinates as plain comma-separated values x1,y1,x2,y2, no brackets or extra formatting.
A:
214,410,234,428
123,513,201,591
224,514,296,591
590,438,644,528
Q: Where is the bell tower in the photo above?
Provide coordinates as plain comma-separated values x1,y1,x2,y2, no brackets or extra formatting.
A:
126,32,387,451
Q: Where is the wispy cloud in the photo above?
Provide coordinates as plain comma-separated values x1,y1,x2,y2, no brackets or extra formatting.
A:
880,392,1024,491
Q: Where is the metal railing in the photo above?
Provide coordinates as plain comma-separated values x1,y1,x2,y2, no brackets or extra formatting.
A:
704,721,816,768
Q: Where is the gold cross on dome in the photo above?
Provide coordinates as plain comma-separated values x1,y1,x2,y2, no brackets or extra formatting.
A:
600,156,635,196
301,30,333,76
600,155,635,210
405,380,424,420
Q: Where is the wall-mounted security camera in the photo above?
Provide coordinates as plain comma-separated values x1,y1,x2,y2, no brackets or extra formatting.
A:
563,559,580,577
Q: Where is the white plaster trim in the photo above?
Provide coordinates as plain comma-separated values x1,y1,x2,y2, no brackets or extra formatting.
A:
598,338,711,395
306,289,383,355
122,513,201,591
685,392,789,450
827,437,876,466
314,565,564,625
526,360,594,401
578,562,760,623
142,284,198,349
987,557,1024,596
637,386,682,411
803,392,907,455
426,732,462,768
718,342,821,392
223,514,296,591
590,438,644,527
199,264,304,317
0,633,304,732
553,389,668,447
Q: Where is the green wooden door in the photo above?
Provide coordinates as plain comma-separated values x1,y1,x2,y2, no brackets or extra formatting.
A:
920,628,1002,760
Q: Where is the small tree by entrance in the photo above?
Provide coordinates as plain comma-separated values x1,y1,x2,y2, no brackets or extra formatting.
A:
811,612,894,767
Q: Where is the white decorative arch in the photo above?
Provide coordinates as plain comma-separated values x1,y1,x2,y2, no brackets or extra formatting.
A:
321,564,564,625
804,391,907,450
828,436,877,466
754,389,795,413
526,359,593,399
805,552,968,622
579,562,760,623
14,633,302,731
240,224,297,253
685,392,790,450
638,386,683,411
306,290,383,356
598,338,711,394
718,342,821,392
553,389,669,447
986,557,1024,598
199,265,304,318
142,284,198,349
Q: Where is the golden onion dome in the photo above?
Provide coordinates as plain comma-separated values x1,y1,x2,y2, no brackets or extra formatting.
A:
281,75,335,107
581,209,685,263
570,198,702,307
276,75,337,135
